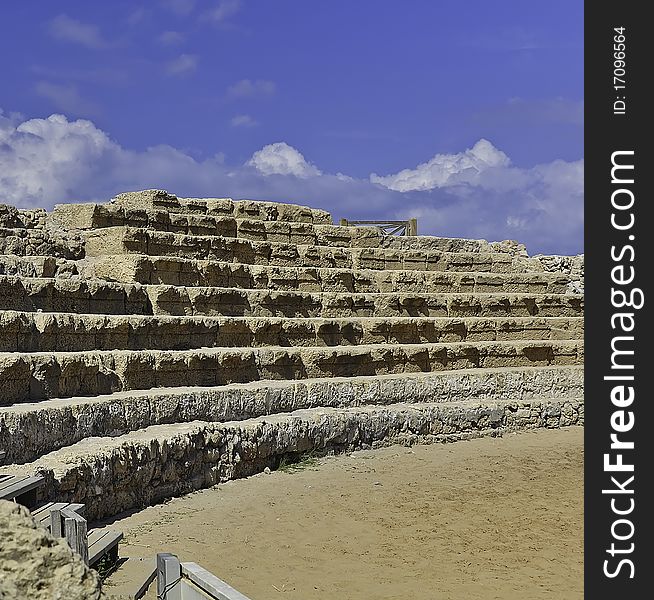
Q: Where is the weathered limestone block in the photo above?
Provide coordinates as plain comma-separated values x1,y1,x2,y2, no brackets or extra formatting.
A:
79,226,539,274
0,226,84,259
0,276,153,315
109,189,333,223
0,340,583,405
0,255,59,278
77,254,584,293
533,254,585,294
0,205,47,229
7,399,583,521
382,235,494,253
0,501,101,600
0,366,584,465
0,312,584,353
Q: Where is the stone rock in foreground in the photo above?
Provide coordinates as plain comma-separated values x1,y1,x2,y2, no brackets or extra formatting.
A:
0,500,101,600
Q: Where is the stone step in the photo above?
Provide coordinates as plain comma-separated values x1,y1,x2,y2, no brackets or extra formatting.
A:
0,311,584,352
0,255,60,278
0,228,84,259
81,254,572,293
0,340,583,405
51,200,511,253
82,227,531,273
0,276,584,318
0,366,584,465
53,190,333,225
0,254,575,295
0,276,152,315
5,396,584,522
0,204,47,229
145,287,584,319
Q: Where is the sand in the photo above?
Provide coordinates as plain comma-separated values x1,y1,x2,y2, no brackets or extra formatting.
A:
103,427,583,600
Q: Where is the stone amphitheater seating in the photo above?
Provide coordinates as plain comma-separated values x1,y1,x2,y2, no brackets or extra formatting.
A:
0,190,584,523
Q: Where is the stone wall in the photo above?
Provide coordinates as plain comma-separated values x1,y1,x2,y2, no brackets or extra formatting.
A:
0,367,583,465
15,398,583,522
533,254,585,294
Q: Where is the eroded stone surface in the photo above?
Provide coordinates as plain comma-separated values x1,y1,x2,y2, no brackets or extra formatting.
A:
0,191,584,523
7,399,583,521
0,500,101,600
0,366,584,464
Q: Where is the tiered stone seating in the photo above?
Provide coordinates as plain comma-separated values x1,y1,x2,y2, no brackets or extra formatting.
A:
0,190,584,523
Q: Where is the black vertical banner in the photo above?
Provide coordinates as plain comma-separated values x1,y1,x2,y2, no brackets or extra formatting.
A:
585,2,652,598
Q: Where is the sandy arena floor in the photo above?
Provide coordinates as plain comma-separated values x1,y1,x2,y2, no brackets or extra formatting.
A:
103,427,583,600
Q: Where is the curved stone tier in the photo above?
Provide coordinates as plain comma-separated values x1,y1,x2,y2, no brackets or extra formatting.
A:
0,190,584,522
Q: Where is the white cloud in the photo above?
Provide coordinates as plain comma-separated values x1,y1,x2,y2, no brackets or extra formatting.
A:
0,113,116,206
248,143,321,178
34,82,98,116
205,0,241,23
226,79,276,99
370,139,510,192
158,31,184,45
48,15,108,49
0,111,582,254
127,8,151,26
166,54,198,76
230,115,258,128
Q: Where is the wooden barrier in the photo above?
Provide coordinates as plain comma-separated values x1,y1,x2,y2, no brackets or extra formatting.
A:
152,553,252,600
339,218,418,236
51,506,88,564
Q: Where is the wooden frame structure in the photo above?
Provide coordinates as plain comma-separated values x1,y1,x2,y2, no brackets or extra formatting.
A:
133,553,253,599
339,218,418,236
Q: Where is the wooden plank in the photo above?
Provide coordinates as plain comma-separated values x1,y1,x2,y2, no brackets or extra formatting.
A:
31,501,56,519
0,475,44,500
132,559,157,600
181,563,253,600
87,529,111,546
0,475,27,493
51,508,63,538
33,503,86,534
88,530,123,566
63,509,88,565
33,502,85,518
40,503,67,526
157,553,182,600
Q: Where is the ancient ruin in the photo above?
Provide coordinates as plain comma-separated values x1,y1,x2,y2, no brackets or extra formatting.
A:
0,189,584,526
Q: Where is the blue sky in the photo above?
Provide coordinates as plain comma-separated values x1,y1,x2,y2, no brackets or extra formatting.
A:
0,0,583,254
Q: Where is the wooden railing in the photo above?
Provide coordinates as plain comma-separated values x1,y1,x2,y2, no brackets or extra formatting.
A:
134,553,253,599
339,218,418,236
51,506,88,564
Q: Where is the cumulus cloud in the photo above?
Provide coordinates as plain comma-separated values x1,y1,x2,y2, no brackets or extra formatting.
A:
205,0,241,23
166,54,198,75
48,15,109,49
226,79,276,99
230,114,258,128
0,111,582,254
370,139,511,191
248,143,321,177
